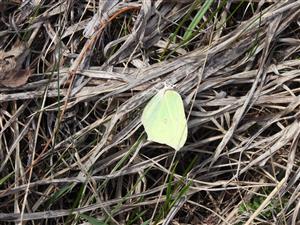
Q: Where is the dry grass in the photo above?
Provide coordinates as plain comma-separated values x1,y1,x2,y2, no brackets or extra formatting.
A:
0,0,300,224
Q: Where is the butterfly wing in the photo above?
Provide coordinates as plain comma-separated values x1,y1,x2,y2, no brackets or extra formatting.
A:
141,89,187,150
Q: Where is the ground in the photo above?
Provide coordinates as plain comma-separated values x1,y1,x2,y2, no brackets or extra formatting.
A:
0,1,299,224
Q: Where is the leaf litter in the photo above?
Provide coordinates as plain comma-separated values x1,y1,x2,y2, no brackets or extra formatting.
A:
0,0,299,224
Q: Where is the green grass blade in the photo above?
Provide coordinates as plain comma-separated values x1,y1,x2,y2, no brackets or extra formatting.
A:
79,214,107,225
140,220,151,225
183,0,214,41
46,183,75,207
0,172,14,186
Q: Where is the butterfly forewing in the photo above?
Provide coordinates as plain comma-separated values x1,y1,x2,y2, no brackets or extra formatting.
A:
163,90,187,150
